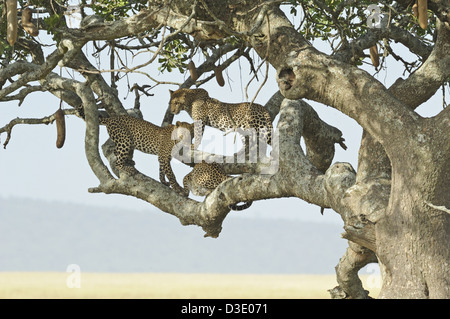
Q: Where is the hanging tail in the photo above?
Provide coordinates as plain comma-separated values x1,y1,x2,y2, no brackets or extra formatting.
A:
228,201,253,211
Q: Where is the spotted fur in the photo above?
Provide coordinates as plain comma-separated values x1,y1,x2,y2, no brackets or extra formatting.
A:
100,116,194,195
169,88,273,150
183,161,253,211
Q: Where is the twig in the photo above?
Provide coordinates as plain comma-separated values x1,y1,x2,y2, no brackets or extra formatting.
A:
425,201,450,214
199,0,271,37
443,85,448,109
130,83,154,110
247,14,271,105
0,85,47,105
74,1,198,78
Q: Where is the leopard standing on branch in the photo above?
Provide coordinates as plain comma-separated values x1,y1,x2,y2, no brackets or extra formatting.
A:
77,105,194,195
183,161,253,211
169,88,273,153
101,116,194,195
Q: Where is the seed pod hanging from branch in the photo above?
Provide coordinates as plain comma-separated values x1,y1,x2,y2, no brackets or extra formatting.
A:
21,7,39,37
214,65,225,87
6,0,18,46
188,61,198,81
54,109,66,149
369,45,379,70
418,0,428,29
412,1,419,18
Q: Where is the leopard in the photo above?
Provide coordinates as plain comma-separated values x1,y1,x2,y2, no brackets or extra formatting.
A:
100,115,194,196
169,88,273,153
183,161,253,211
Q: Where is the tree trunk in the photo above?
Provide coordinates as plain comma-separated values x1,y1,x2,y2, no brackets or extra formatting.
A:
377,186,450,298
377,127,450,298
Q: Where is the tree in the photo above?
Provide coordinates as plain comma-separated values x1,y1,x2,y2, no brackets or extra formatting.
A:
1,0,449,299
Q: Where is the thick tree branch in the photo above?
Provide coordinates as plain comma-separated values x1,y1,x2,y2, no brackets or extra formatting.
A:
0,40,82,99
388,21,450,110
65,52,126,117
76,81,115,184
206,6,422,158
335,24,432,63
65,4,227,42
330,242,378,299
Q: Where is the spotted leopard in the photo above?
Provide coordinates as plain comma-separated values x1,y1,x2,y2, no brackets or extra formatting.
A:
100,115,194,195
183,161,253,211
169,88,273,151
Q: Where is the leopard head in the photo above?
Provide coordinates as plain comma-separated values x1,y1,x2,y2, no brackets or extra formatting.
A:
169,88,209,115
169,89,187,115
173,121,195,142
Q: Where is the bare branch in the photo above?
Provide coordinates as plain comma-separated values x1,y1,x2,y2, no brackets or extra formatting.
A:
388,21,450,110
0,41,82,100
0,109,78,149
426,201,450,214
0,85,48,106
334,24,432,64
65,4,227,42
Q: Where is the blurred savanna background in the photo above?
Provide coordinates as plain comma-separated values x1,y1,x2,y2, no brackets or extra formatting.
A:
0,272,381,299
0,198,382,299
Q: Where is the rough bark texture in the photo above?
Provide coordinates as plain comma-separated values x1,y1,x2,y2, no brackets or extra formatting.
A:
1,0,449,298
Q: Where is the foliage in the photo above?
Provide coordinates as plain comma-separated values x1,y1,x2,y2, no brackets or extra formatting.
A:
288,0,434,45
91,0,148,21
158,38,190,73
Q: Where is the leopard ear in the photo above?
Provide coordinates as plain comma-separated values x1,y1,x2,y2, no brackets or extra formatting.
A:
176,121,181,126
169,89,174,95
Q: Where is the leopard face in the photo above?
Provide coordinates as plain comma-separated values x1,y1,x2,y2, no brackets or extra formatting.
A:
169,88,209,115
169,89,185,114
169,89,195,115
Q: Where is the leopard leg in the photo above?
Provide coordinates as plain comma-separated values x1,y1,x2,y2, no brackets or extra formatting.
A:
236,128,257,162
182,172,192,196
257,128,269,159
192,121,205,150
159,156,188,196
159,163,170,186
108,123,137,175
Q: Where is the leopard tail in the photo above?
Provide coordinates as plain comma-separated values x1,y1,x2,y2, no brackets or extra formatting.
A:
228,201,253,211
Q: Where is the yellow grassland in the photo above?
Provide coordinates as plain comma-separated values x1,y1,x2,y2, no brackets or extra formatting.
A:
0,272,381,299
